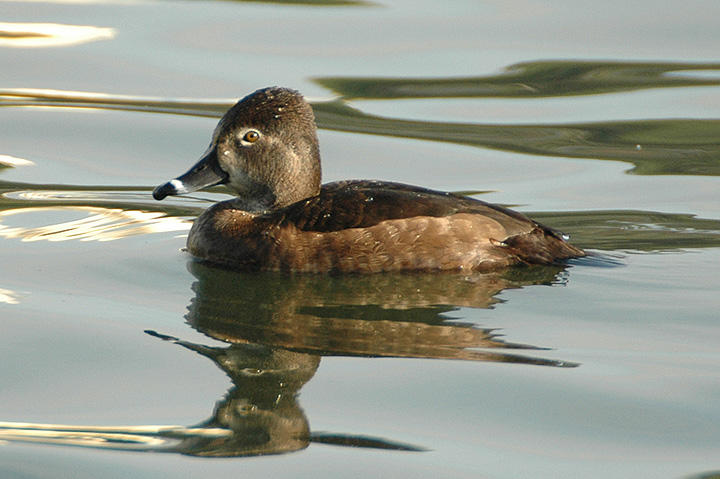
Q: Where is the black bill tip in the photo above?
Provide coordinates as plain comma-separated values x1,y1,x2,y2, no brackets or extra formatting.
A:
152,179,186,201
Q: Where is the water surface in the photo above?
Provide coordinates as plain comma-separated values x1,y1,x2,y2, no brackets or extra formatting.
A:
1,1,719,478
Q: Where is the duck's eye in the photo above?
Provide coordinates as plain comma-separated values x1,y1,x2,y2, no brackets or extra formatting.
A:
242,130,260,143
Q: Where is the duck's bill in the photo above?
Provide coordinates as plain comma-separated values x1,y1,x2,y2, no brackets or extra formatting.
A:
153,150,229,200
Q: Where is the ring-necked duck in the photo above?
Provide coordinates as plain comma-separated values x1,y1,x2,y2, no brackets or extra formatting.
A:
153,87,584,273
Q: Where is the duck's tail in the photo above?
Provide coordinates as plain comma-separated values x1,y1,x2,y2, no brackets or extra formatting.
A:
503,227,585,266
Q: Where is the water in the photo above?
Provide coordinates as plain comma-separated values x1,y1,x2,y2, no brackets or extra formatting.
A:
1,1,719,478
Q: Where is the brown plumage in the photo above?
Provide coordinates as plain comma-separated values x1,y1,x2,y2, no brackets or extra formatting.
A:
154,87,584,273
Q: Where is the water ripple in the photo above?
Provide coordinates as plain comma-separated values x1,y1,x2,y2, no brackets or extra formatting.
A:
2,74,719,176
0,206,190,242
0,22,115,48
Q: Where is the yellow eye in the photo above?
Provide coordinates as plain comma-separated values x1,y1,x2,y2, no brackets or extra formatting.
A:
243,130,260,143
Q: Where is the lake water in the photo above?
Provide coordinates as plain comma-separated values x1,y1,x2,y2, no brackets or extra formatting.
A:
1,1,719,478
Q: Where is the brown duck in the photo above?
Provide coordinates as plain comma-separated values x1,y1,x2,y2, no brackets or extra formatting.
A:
153,87,584,273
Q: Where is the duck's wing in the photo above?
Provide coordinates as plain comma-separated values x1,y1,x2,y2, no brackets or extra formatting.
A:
278,180,538,236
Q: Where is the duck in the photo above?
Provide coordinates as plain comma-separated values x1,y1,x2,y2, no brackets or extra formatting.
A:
153,87,584,273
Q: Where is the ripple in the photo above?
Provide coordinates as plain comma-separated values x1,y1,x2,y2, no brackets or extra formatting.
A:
0,206,190,242
0,155,34,167
0,22,115,48
6,189,143,202
0,421,231,452
0,87,231,117
0,287,24,305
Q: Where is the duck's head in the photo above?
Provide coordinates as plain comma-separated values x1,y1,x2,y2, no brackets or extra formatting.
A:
153,87,322,211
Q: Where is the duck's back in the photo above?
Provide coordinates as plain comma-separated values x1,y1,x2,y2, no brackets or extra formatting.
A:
188,180,584,273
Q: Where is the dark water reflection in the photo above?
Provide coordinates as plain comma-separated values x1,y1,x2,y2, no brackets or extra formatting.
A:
313,102,720,176
3,59,720,176
684,473,720,479
316,60,720,99
531,210,720,251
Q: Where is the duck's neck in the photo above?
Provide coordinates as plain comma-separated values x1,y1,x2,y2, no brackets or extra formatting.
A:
266,138,322,211
239,152,321,213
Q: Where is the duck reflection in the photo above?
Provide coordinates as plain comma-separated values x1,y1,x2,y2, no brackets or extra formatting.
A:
185,261,577,365
138,262,576,456
143,331,428,456
0,262,578,457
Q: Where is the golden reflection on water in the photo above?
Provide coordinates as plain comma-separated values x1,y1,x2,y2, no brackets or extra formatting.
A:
0,206,190,242
0,155,34,167
0,422,231,451
0,87,231,116
0,287,23,304
0,23,115,48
